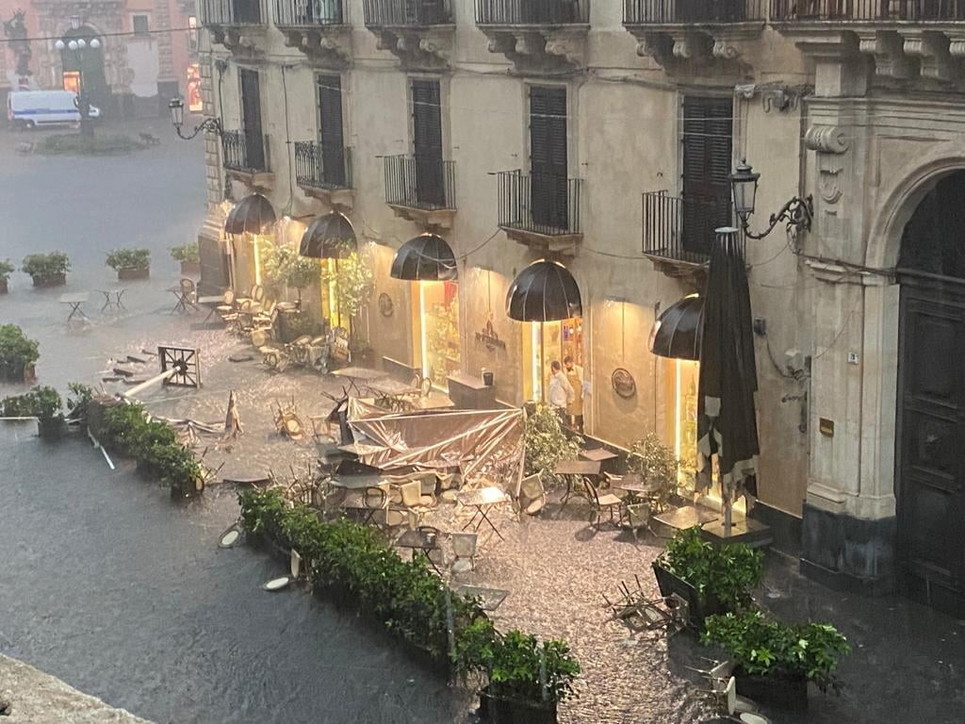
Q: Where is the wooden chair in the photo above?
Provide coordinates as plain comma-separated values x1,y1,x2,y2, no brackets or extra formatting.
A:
582,477,623,529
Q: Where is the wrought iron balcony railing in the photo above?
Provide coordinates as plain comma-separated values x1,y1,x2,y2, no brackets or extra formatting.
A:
383,155,456,210
222,130,271,174
199,0,267,26
641,191,735,264
771,0,965,22
273,0,345,26
363,0,453,27
624,0,763,24
294,141,352,189
497,170,582,236
476,0,590,25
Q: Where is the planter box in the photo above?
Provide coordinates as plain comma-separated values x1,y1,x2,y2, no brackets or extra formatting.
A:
180,260,201,276
0,278,7,294
479,687,557,724
734,668,808,710
37,417,66,441
117,267,150,281
651,558,726,630
31,273,66,288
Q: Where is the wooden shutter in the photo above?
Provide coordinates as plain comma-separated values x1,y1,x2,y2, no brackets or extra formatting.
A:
240,68,265,171
682,96,732,254
412,78,444,206
317,74,345,187
530,86,568,230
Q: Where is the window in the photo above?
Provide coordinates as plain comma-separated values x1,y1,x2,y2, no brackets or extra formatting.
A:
681,96,733,254
316,75,346,187
188,16,199,53
132,14,150,36
411,78,444,206
529,86,568,230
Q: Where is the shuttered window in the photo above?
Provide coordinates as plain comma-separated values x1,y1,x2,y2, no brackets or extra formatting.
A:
411,78,444,206
681,96,733,254
317,74,346,187
239,68,265,171
529,86,568,230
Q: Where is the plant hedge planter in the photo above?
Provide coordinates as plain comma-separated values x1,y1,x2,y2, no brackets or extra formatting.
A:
31,273,66,288
37,417,66,441
0,279,7,294
734,668,808,710
117,267,150,280
652,558,726,630
180,260,201,276
479,688,557,724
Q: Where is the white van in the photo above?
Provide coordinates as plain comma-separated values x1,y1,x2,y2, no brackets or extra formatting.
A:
7,90,101,129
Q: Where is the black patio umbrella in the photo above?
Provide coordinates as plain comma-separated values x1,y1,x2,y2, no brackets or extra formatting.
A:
506,260,582,322
299,211,357,259
650,294,703,361
224,193,276,235
390,233,457,281
697,228,759,533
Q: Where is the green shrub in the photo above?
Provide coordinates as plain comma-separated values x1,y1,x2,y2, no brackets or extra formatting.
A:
170,243,200,264
0,324,39,381
0,385,62,421
66,383,95,424
702,609,851,693
524,401,581,486
35,133,143,155
0,259,14,282
627,432,679,512
106,247,150,271
21,252,70,280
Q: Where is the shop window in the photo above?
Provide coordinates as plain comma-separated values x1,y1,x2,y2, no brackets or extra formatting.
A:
522,317,583,402
417,280,460,388
132,14,150,36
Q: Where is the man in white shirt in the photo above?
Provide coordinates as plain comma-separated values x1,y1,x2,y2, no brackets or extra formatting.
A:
547,360,574,426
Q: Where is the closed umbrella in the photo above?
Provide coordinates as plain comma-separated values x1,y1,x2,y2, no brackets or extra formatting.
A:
697,228,759,535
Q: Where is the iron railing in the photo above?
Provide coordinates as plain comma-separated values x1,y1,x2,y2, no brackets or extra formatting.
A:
624,0,763,24
641,191,736,264
476,0,590,25
771,0,965,21
199,0,267,25
273,0,345,26
383,155,456,209
294,141,352,189
497,170,582,236
363,0,453,26
222,130,271,173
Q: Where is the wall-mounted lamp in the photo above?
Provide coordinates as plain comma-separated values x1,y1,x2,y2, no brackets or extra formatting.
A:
168,97,223,140
730,159,813,240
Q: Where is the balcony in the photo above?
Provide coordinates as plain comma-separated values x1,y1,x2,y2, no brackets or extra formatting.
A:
497,170,582,255
623,0,765,68
199,0,268,52
382,155,456,231
641,190,733,282
273,0,351,66
475,0,590,72
222,130,274,189
295,141,354,210
772,0,965,80
363,0,455,68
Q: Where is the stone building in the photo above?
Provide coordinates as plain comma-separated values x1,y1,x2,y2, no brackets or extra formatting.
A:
193,0,965,616
0,0,199,117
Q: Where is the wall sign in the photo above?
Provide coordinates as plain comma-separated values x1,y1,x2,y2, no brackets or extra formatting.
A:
819,418,834,437
611,368,636,399
474,319,506,352
378,292,394,317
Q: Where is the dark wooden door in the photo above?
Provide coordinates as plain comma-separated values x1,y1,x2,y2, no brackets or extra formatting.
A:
681,96,732,254
317,74,346,188
412,78,444,207
240,68,264,171
530,86,568,231
897,274,965,616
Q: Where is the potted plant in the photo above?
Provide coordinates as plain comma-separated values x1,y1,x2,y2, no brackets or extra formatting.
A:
106,247,151,280
262,244,319,304
170,242,201,275
0,324,40,382
702,610,851,709
66,382,95,432
0,259,14,294
32,385,65,439
523,402,581,486
652,527,763,629
319,250,373,341
22,251,70,287
627,432,680,512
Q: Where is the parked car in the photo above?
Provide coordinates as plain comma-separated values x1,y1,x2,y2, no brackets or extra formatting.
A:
7,90,101,129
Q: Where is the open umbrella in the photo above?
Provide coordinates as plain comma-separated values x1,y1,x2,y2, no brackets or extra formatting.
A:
391,233,457,281
697,228,759,535
299,211,357,259
224,193,276,235
506,259,582,322
650,294,702,361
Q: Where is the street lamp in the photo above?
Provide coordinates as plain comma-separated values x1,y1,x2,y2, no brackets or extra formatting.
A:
54,30,100,139
729,159,813,240
168,98,224,140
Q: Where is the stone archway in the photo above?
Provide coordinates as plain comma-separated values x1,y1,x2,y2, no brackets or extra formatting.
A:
59,24,109,112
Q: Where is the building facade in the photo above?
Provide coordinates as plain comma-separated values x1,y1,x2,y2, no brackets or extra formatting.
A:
194,0,965,616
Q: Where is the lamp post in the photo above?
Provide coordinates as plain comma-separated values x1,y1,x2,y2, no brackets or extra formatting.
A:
729,159,813,240
168,97,224,140
54,17,99,139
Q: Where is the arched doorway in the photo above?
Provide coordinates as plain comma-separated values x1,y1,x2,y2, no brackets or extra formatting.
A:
59,25,109,112
896,169,965,615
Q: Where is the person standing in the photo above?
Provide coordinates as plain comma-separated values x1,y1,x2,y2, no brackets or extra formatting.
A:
547,360,574,426
563,355,586,433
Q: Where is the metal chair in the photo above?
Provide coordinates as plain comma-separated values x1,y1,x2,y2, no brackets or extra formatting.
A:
515,473,546,517
450,532,478,574
582,477,623,529
622,501,653,543
388,480,426,529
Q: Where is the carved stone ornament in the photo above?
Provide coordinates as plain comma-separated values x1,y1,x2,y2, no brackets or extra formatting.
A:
818,164,843,204
804,125,849,155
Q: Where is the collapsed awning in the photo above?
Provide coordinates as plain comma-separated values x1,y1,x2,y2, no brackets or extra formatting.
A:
390,233,457,281
299,210,357,259
650,294,703,361
506,259,582,322
224,193,276,235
